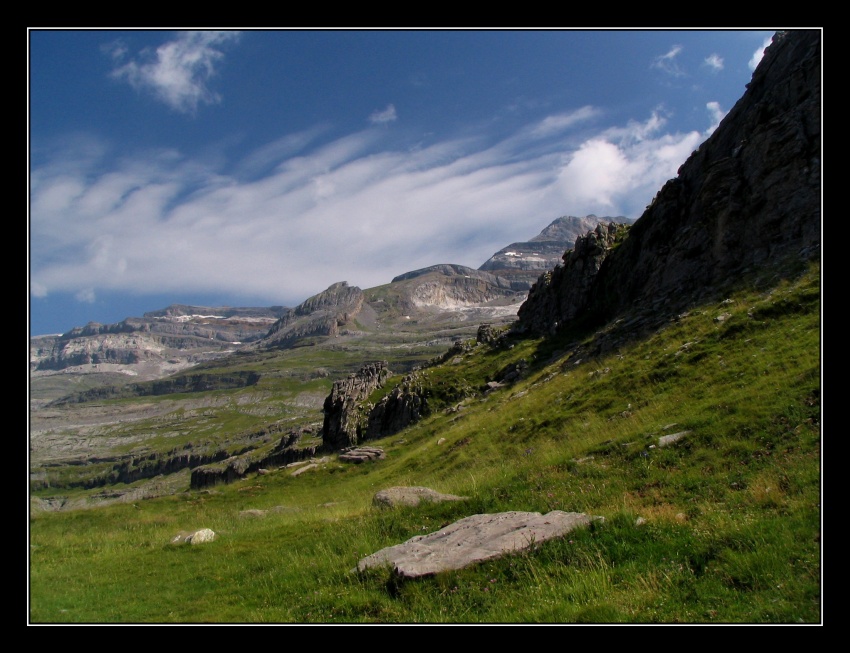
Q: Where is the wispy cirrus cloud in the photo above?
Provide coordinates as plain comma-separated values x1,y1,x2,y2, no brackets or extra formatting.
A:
529,106,599,137
30,107,712,307
106,31,241,114
652,45,685,76
369,104,398,124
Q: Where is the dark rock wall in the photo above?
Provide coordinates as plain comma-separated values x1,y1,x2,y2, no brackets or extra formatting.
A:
517,222,630,335
365,372,429,440
322,362,390,449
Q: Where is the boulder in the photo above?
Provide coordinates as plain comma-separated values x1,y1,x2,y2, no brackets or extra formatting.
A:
356,510,602,578
339,446,386,463
171,528,216,545
372,486,468,508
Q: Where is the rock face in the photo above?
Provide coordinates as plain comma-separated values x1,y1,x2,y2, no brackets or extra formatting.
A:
479,215,631,288
190,425,320,490
262,281,365,348
30,304,287,375
390,264,528,309
364,372,430,440
517,222,630,335
321,368,432,447
516,30,820,336
322,362,391,450
356,511,601,578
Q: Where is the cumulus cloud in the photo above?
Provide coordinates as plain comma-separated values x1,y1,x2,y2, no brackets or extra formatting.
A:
30,109,709,308
749,35,773,71
369,104,397,124
108,31,241,114
554,112,702,215
705,101,726,135
652,45,685,76
704,54,724,72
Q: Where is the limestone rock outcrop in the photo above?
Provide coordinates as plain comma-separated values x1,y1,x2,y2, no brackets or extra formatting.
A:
372,486,469,509
262,281,365,348
189,424,320,490
322,362,391,450
338,446,386,463
479,215,631,288
364,372,430,440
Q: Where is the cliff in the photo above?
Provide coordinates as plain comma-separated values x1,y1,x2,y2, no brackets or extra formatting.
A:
517,30,820,336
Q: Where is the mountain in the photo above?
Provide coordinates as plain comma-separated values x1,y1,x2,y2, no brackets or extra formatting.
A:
30,215,622,386
479,214,633,287
30,304,288,385
29,30,821,624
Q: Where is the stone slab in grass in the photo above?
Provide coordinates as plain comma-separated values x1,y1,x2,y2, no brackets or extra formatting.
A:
356,510,602,578
372,486,468,508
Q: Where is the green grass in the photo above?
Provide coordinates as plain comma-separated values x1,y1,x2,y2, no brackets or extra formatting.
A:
29,262,821,623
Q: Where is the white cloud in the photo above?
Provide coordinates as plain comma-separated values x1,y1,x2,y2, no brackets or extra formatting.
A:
31,281,48,299
652,45,685,76
30,109,709,308
101,40,128,61
749,36,773,71
530,106,599,137
75,288,96,303
704,54,724,72
369,104,398,124
705,101,726,136
553,113,702,216
109,31,241,114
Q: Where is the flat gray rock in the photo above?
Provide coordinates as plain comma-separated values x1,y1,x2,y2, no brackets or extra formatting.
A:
356,510,602,578
339,447,385,463
658,430,690,447
372,486,468,508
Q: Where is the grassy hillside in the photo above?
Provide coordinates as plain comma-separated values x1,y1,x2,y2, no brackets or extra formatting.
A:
28,261,820,623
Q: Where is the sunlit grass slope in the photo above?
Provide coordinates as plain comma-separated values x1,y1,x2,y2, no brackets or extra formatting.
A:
29,262,820,623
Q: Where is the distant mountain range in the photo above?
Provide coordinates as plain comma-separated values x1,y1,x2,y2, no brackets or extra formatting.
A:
30,214,628,382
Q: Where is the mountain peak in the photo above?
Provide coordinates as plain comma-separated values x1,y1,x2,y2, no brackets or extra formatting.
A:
478,214,634,287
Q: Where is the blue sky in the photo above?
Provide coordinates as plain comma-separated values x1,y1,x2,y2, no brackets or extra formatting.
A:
29,28,777,337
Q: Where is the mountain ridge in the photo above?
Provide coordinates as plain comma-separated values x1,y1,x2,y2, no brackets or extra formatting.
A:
30,212,618,382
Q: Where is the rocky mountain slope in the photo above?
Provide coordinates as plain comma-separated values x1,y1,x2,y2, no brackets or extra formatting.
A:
479,214,632,287
31,215,616,385
30,305,287,382
318,29,820,452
